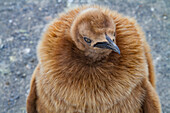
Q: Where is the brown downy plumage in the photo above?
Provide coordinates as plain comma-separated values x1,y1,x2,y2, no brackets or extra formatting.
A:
26,5,161,113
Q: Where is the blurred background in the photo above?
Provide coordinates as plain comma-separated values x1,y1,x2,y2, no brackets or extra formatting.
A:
0,0,169,113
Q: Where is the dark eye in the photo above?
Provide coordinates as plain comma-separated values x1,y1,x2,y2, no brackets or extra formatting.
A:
83,37,92,43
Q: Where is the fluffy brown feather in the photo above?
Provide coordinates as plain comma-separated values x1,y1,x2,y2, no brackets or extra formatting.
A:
27,5,161,113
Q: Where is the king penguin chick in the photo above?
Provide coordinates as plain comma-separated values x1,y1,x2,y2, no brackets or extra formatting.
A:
27,5,161,113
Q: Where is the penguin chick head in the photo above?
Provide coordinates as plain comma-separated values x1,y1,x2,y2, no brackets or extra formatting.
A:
70,8,120,59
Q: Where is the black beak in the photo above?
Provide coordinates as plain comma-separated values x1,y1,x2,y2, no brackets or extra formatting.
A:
93,35,120,54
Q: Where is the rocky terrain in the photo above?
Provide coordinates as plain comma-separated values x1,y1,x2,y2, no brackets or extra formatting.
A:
0,0,169,113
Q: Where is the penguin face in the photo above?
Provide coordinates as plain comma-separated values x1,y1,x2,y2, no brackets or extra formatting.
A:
77,22,120,54
71,8,120,55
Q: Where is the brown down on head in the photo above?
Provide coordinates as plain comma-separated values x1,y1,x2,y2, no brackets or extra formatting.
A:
26,5,161,113
70,7,119,61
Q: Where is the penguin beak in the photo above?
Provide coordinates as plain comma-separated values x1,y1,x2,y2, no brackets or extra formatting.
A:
93,35,120,54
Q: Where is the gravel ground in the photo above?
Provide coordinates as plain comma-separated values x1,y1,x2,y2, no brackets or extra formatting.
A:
0,0,169,113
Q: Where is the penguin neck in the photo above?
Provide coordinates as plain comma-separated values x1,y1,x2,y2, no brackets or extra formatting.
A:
83,49,112,63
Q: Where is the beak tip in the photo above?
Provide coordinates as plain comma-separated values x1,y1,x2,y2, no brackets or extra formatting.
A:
114,45,120,55
115,49,120,54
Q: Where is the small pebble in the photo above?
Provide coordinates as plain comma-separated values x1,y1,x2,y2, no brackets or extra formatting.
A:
14,78,18,81
28,17,31,20
9,19,13,23
23,48,31,54
163,14,168,20
18,29,26,33
16,71,21,76
23,8,27,12
6,37,14,42
30,58,35,63
68,0,74,2
15,95,20,100
5,82,10,85
151,7,154,11
26,64,31,69
4,72,8,76
22,73,26,78
0,44,5,49
38,8,42,11
13,22,17,26
9,56,16,62
20,36,27,40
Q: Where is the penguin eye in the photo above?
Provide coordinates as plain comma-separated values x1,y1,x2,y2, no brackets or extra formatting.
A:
83,37,92,43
